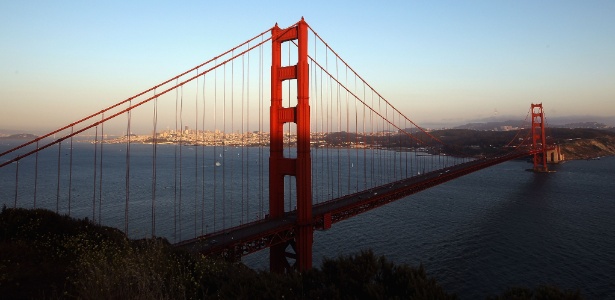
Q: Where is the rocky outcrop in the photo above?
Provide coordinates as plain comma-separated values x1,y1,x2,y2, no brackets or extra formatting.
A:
559,136,615,160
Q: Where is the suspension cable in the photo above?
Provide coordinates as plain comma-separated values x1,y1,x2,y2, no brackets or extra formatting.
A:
0,28,273,162
0,35,273,170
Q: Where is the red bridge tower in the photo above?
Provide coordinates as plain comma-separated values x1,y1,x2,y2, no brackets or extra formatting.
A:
531,103,549,172
269,19,313,272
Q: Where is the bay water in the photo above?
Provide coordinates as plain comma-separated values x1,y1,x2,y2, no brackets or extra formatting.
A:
1,140,613,298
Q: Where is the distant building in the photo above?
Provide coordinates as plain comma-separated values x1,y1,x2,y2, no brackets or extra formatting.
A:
499,125,513,131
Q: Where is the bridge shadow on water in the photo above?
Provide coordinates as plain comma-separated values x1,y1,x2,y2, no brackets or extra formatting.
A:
443,164,558,297
427,160,612,299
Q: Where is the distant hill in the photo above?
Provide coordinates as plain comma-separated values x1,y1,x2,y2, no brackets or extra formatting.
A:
429,127,615,159
432,128,615,146
0,133,38,140
556,122,610,129
453,120,527,131
454,119,614,131
547,115,615,127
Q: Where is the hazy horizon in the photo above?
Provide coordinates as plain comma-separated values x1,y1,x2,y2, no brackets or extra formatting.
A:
2,113,613,137
2,1,614,135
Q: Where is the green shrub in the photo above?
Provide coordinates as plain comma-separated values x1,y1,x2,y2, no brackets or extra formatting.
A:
0,208,584,299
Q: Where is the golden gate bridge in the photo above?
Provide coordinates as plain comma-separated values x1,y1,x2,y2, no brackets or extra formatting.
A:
0,18,555,272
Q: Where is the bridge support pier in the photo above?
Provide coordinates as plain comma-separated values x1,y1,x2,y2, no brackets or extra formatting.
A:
269,18,313,272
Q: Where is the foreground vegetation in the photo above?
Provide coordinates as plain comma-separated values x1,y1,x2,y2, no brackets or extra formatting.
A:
1,207,582,299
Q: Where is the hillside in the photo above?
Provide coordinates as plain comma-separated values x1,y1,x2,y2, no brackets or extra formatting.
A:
429,128,615,159
558,136,615,160
0,208,582,299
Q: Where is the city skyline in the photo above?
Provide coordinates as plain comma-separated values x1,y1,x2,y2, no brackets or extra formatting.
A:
1,1,614,134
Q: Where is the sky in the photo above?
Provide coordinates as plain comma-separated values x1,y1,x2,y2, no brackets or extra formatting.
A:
1,0,614,133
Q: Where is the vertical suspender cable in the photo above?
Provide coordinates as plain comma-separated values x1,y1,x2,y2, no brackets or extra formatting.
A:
33,141,39,208
346,65,350,194
99,113,104,223
398,112,402,179
381,98,385,184
194,70,199,238
230,52,236,227
326,48,332,201
354,73,359,192
201,75,206,234
152,89,158,237
179,86,184,240
174,78,179,241
312,45,320,203
223,63,226,230
231,52,235,226
378,97,384,184
393,108,397,179
241,52,245,224
69,127,74,215
370,90,374,187
310,44,322,203
414,125,421,175
384,100,388,183
258,40,263,218
387,104,393,180
321,48,326,201
438,140,442,168
125,101,131,235
405,118,408,178
93,126,98,221
336,57,340,198
377,96,382,185
400,114,403,178
213,61,218,231
408,124,416,177
245,44,249,223
431,130,435,172
389,104,394,180
56,141,61,213
362,81,367,189
262,37,266,218
312,55,317,202
391,108,394,180
14,161,19,208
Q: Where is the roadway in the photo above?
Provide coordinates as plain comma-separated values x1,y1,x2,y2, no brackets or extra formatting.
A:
176,150,532,259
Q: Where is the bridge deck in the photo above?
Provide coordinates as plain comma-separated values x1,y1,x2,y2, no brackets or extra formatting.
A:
176,151,531,259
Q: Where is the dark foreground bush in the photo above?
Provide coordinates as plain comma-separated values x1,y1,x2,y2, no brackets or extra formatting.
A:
0,207,582,299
